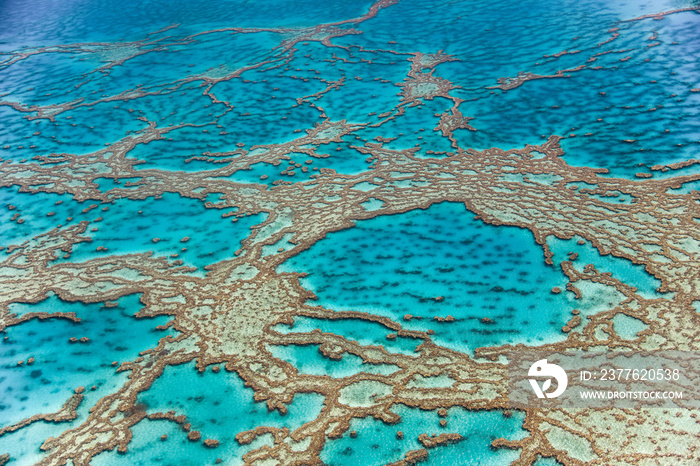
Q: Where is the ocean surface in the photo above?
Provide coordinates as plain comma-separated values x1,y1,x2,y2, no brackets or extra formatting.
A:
0,0,698,464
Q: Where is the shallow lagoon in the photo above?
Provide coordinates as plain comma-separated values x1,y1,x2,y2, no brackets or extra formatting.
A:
0,293,173,464
280,201,576,353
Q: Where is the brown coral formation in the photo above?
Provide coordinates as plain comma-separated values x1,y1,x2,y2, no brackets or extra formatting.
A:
0,2,698,466
418,433,463,448
0,389,84,437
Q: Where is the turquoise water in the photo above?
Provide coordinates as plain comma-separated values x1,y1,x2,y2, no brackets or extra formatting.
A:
534,457,565,466
278,202,666,354
51,193,264,274
2,294,172,426
0,0,697,464
1,1,697,177
0,187,92,248
320,406,526,465
279,202,576,353
267,343,400,377
0,186,263,274
612,313,649,340
272,316,423,355
226,142,372,187
0,293,173,464
335,0,700,178
90,361,325,465
546,236,666,299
